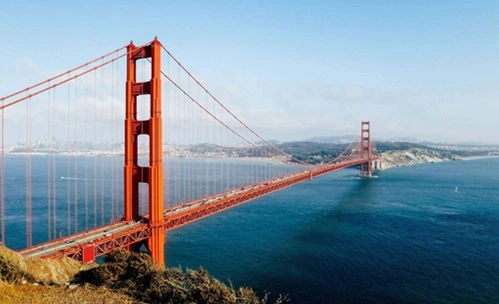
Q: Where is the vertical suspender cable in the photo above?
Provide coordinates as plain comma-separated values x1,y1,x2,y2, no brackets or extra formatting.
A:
26,96,32,247
165,52,170,209
212,96,216,195
165,60,170,209
173,75,177,205
52,88,57,239
47,88,52,240
197,86,201,199
1,104,4,244
100,62,105,225
85,68,89,231
111,58,115,222
74,78,78,233
219,102,223,191
176,79,180,205
188,78,193,202
66,82,71,236
182,94,186,203
93,70,97,228
227,114,230,190
205,94,209,197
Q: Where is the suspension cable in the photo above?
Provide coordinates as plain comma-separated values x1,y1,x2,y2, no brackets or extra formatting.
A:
160,44,312,166
0,41,152,111
159,68,304,165
0,46,127,103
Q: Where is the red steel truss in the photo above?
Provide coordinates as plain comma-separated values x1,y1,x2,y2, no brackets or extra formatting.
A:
22,155,378,264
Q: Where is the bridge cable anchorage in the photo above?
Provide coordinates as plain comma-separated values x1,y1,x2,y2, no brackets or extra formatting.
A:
159,45,312,166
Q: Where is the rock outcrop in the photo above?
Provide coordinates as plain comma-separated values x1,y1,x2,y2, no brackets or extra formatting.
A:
379,148,460,170
0,244,85,285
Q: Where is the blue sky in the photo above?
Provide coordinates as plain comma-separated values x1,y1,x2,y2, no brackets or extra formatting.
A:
1,1,499,143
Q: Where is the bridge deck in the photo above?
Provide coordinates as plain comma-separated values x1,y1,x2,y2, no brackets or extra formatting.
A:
19,157,378,262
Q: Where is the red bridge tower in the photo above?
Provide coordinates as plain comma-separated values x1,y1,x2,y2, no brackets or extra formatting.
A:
124,39,165,267
360,121,372,177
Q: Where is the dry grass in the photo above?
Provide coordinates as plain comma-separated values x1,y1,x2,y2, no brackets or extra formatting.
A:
75,249,289,304
0,245,289,304
0,244,88,285
24,256,86,285
0,244,138,303
0,282,143,304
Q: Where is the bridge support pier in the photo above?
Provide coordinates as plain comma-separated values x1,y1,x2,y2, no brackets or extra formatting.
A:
371,159,382,170
124,38,165,268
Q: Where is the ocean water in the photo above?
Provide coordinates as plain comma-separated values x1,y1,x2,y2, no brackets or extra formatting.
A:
1,155,297,249
2,156,499,303
166,158,499,304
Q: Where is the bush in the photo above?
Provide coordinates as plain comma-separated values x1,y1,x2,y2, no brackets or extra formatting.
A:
74,249,286,304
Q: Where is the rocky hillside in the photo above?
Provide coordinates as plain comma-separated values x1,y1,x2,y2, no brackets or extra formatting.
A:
73,249,288,304
379,148,460,170
0,244,139,303
0,283,140,304
0,244,287,303
0,243,86,285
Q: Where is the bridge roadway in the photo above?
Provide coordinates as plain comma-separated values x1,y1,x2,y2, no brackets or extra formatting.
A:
19,157,377,263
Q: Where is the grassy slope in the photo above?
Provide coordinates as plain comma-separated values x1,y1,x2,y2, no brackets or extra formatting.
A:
0,283,142,304
0,244,142,303
0,245,286,303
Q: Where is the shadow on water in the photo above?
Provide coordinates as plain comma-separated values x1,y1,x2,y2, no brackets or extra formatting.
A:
168,161,499,304
326,175,376,213
248,162,499,304
302,173,378,236
248,174,383,304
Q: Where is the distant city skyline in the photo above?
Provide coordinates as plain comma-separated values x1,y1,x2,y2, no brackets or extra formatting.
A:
1,1,498,144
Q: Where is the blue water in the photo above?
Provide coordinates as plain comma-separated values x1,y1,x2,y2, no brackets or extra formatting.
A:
1,155,298,249
2,156,499,303
166,159,499,304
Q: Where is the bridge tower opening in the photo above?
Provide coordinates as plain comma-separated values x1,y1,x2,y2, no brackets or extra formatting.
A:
124,38,165,267
360,121,372,177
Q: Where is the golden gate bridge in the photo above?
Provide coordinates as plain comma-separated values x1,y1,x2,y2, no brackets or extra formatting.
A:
0,38,379,268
